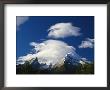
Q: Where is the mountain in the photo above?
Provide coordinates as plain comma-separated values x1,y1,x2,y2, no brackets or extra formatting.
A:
64,53,81,65
16,53,94,74
30,53,81,70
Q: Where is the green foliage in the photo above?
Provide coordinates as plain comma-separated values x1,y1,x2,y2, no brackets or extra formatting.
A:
74,63,94,74
16,61,33,74
51,65,65,74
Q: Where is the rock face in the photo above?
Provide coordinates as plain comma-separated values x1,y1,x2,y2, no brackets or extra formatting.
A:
64,53,81,65
30,53,80,69
24,53,92,70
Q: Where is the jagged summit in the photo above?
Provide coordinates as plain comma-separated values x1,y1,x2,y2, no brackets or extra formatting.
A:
17,52,92,70
64,53,81,66
16,53,94,74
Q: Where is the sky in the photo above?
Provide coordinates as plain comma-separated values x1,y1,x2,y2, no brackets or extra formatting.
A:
16,16,94,65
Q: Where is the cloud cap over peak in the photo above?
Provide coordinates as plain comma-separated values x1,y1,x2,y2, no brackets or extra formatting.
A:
48,22,81,38
17,40,77,67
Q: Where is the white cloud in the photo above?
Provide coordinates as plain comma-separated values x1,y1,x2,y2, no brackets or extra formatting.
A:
16,16,29,30
80,57,92,64
79,38,94,48
30,42,39,47
48,23,81,38
17,40,77,67
81,58,87,61
17,54,37,62
86,38,94,43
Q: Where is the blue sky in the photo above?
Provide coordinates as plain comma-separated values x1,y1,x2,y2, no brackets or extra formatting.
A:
16,16,94,64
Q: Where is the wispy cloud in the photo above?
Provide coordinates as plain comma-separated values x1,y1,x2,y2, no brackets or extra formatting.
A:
16,16,29,30
48,23,81,38
17,40,77,67
78,38,94,48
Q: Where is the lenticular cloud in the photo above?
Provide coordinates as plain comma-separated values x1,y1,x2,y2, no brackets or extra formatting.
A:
17,40,76,67
48,23,81,38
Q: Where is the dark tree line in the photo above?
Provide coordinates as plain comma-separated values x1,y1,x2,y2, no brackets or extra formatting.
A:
16,57,94,74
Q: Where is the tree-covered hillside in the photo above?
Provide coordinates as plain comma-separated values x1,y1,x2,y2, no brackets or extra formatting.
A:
16,57,94,74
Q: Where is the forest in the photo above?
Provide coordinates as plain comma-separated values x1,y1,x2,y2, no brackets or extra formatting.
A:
16,57,94,74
